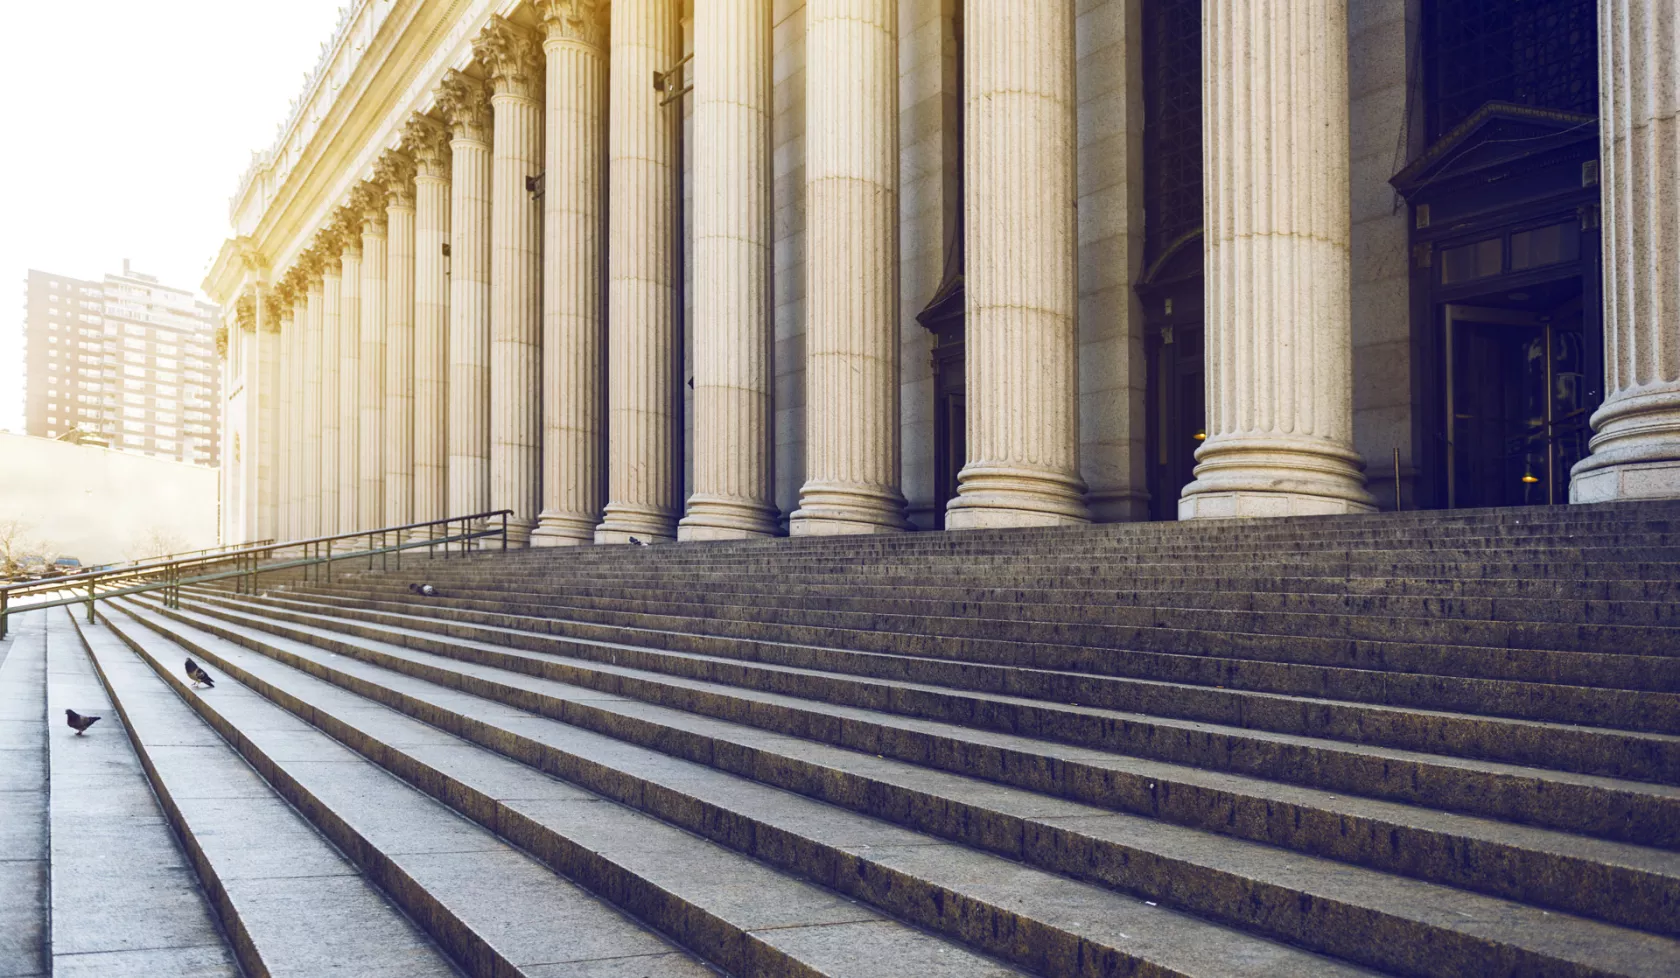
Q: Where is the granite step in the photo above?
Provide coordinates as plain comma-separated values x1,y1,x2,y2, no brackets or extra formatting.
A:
70,606,465,978
116,594,1680,978
144,592,1680,884
269,582,1680,701
0,613,48,978
220,587,1680,755
105,598,1385,978
92,601,720,978
48,609,241,978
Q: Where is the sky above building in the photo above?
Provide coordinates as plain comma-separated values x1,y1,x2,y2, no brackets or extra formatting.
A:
0,0,349,433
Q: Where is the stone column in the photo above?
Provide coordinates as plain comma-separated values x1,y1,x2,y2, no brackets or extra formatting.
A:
275,286,295,541
356,184,388,531
790,0,909,535
1179,0,1373,519
301,266,323,537
438,70,494,523
235,292,262,541
256,288,282,541
475,16,545,548
533,0,610,547
405,116,452,533
288,282,309,540
337,217,363,533
318,241,342,536
597,0,680,544
944,2,1089,529
378,151,418,532
1572,0,1680,502
677,0,779,541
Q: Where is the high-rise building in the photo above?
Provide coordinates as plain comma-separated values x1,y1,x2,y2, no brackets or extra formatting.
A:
21,261,221,466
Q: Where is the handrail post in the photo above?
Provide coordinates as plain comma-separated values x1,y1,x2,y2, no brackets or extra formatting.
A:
1,589,8,639
502,511,509,550
325,539,333,584
86,578,95,624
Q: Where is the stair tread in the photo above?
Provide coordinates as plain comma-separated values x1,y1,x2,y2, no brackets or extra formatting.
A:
119,597,1433,978
143,595,1680,973
0,613,48,978
47,610,239,974
201,593,1680,799
77,607,463,978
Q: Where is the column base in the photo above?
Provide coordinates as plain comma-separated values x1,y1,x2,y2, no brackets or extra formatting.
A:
1569,387,1680,503
1177,434,1374,520
677,495,779,541
530,511,600,547
789,481,909,536
594,502,677,545
943,464,1090,530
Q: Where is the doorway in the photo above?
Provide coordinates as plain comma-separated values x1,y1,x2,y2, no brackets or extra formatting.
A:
1443,297,1590,508
1144,323,1204,521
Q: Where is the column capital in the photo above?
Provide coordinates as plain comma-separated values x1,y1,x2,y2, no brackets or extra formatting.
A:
235,291,257,333
273,276,298,313
297,245,326,286
352,183,388,236
402,115,452,179
327,208,361,260
540,0,610,50
473,16,544,99
374,149,417,208
436,70,492,142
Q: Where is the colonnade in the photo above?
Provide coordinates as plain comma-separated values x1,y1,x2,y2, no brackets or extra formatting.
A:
237,0,1680,548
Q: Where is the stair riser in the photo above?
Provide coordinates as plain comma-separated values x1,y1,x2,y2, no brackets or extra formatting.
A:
94,611,524,978
125,601,1659,978
215,589,1680,770
159,595,1680,851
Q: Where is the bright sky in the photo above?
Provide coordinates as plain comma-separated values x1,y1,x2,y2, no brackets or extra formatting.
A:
0,0,349,433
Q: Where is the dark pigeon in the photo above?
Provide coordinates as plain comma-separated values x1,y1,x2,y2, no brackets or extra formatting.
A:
408,582,438,597
185,658,215,689
65,709,101,735
629,537,650,547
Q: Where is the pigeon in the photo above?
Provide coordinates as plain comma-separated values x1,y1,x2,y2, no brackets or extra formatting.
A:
629,537,650,547
408,582,438,597
184,658,216,689
64,709,101,735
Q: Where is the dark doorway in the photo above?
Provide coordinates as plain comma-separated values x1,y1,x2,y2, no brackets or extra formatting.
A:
1393,0,1601,510
1137,0,1205,520
1443,290,1590,508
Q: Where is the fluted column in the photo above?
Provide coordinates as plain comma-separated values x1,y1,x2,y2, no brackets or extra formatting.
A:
533,0,610,546
288,285,309,539
406,116,452,533
356,185,388,531
790,0,909,535
438,71,494,523
944,2,1089,529
337,221,363,532
318,246,342,536
301,268,323,537
378,151,418,532
677,0,779,540
1572,0,1680,502
256,289,282,541
1179,0,1373,519
597,0,679,543
275,288,296,540
475,17,545,548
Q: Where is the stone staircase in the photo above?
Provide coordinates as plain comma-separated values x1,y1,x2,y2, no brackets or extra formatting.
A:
4,501,1680,977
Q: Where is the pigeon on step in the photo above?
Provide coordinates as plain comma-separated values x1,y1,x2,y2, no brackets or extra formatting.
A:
408,582,438,597
64,709,101,735
629,537,650,547
184,658,216,689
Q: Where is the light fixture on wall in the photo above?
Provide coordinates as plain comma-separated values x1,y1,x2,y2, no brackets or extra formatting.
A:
1193,430,1207,442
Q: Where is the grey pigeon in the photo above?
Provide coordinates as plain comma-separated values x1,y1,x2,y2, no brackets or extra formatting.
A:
629,537,650,547
65,709,101,735
185,658,215,689
408,582,438,597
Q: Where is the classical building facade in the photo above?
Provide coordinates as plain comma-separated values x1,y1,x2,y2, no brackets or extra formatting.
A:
24,262,220,467
206,0,1680,546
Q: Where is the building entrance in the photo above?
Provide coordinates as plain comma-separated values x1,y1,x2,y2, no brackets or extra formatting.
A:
1442,289,1590,508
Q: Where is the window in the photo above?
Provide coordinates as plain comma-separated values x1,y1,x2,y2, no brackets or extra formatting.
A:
1424,0,1598,140
47,322,58,331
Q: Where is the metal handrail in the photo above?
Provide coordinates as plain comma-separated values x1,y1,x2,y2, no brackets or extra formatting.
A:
3,538,278,588
0,510,511,637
